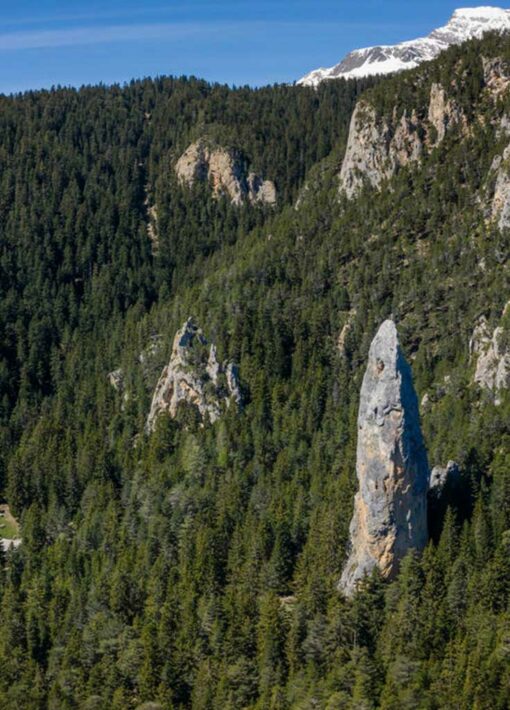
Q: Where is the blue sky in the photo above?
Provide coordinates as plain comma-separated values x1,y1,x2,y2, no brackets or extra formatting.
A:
0,1,503,92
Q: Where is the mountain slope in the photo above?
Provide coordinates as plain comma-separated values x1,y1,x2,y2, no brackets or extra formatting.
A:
0,30,509,710
298,6,510,86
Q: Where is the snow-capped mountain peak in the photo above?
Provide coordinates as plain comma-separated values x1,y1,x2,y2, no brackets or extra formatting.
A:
297,6,510,87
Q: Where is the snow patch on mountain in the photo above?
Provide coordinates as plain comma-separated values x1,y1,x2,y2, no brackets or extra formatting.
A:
298,7,510,86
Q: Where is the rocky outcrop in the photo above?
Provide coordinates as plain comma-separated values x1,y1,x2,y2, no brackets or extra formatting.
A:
337,309,357,358
339,83,464,198
146,203,158,251
339,102,424,197
427,83,464,145
481,61,510,231
175,140,276,206
1,538,21,552
470,303,510,403
108,368,124,392
339,320,429,596
490,145,510,230
247,172,277,205
0,504,21,553
429,460,460,494
339,102,393,198
146,319,241,432
482,56,510,98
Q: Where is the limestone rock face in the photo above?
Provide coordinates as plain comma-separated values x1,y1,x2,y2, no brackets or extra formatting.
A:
482,56,510,98
427,83,464,145
339,320,429,596
175,140,276,206
146,319,241,432
429,460,460,494
247,172,277,205
339,101,424,198
490,145,510,230
470,303,510,402
339,83,465,199
339,102,393,198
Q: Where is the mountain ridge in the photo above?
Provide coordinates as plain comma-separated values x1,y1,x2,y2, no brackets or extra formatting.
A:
298,6,510,86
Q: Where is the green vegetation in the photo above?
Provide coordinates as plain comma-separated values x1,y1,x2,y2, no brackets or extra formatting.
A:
0,32,508,710
0,505,19,539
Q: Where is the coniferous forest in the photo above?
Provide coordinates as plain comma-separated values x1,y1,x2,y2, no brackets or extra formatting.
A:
0,31,509,710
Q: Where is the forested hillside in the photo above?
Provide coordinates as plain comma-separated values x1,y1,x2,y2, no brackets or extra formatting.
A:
0,33,509,710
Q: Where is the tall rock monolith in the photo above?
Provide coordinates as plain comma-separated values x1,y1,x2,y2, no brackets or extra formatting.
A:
339,320,429,595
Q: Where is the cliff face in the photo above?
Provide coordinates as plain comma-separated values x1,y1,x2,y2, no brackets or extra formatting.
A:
339,82,465,198
427,83,464,145
175,140,276,206
339,320,429,596
482,55,510,98
146,319,241,432
491,146,510,230
470,302,510,403
339,56,510,202
339,102,394,199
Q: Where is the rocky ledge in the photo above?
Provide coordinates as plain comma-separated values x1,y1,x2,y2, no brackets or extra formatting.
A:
146,319,242,432
339,320,429,596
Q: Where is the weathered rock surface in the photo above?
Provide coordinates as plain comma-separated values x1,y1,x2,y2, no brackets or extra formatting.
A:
339,101,425,198
108,368,124,392
429,460,460,494
490,145,510,230
146,319,242,432
146,203,158,251
470,303,510,402
247,172,277,205
339,320,429,596
482,56,510,98
0,504,21,553
175,140,276,206
1,538,22,553
339,83,464,198
339,102,394,198
337,309,357,358
427,83,464,145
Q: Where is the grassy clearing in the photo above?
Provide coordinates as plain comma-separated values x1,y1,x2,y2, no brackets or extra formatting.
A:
0,505,19,540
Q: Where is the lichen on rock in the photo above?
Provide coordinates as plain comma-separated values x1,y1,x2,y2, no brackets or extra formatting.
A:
339,320,429,596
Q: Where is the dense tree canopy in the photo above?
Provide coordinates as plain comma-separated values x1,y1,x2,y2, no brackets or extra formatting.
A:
0,34,509,710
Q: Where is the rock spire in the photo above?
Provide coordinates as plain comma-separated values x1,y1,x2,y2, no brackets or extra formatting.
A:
339,320,429,595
